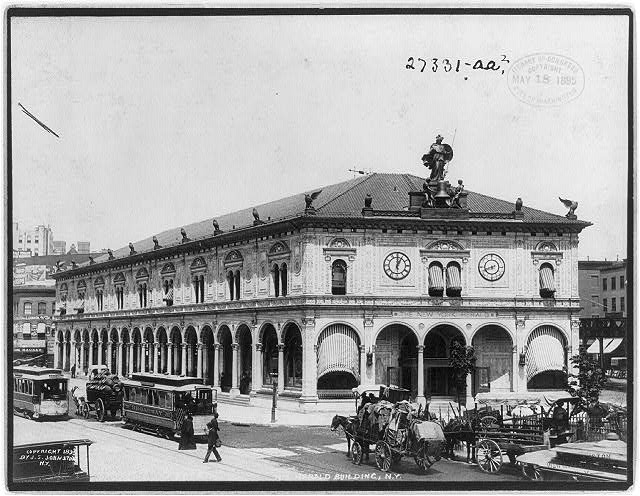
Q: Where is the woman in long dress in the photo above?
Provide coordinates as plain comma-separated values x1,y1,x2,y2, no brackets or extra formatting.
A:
178,414,196,450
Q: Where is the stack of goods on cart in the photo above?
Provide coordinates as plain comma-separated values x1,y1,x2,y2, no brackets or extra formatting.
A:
86,371,123,400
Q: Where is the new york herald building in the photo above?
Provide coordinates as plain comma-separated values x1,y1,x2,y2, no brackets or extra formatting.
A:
51,170,590,411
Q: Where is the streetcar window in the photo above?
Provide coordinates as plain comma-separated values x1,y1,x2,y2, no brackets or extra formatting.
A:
124,387,129,401
13,379,17,392
130,387,137,402
41,380,66,400
152,390,159,406
28,382,32,395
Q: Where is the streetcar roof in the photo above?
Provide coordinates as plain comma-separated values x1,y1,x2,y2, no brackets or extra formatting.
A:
13,365,66,380
14,439,93,449
121,376,213,392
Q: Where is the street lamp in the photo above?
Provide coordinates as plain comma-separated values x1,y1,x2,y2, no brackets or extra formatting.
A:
269,371,278,423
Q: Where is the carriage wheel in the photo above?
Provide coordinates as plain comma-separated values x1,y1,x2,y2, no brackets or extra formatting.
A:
96,398,106,422
480,416,499,429
476,439,503,473
521,463,543,481
82,403,90,419
375,442,393,472
351,442,363,465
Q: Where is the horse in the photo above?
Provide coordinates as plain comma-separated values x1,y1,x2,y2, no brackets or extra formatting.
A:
330,415,357,457
442,416,476,463
70,385,85,415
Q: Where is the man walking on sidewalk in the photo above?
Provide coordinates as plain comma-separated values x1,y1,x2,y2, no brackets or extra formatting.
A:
203,405,222,463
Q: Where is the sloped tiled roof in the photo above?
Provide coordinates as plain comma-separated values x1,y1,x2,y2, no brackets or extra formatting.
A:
90,173,588,266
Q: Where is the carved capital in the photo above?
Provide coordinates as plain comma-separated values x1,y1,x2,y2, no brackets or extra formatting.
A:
231,343,239,351
302,317,315,327
256,343,263,352
363,317,374,327
359,345,366,353
214,343,221,350
516,319,526,329
416,345,425,353
277,344,285,352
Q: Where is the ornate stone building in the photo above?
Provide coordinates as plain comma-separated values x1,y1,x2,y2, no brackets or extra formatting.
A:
51,172,590,411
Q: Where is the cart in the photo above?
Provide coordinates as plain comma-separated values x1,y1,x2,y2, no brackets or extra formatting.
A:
80,366,123,422
346,393,445,473
474,398,580,474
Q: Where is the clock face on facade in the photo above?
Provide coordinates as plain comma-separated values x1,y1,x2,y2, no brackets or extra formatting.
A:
383,252,411,280
478,253,505,281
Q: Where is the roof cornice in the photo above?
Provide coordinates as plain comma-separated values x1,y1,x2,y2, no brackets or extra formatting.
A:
51,212,591,280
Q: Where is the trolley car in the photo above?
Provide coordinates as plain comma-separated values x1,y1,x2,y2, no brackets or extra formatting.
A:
121,373,217,439
13,439,93,483
13,366,69,420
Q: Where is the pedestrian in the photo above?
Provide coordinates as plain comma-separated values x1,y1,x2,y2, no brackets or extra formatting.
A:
70,363,76,378
178,414,196,450
203,405,222,463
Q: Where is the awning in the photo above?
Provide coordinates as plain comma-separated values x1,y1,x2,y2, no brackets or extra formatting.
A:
317,324,360,381
163,288,174,301
539,265,555,292
445,264,461,290
526,326,566,382
586,338,624,354
428,265,444,290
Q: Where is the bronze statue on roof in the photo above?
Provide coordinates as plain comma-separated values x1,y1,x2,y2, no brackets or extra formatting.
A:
153,236,161,250
181,228,190,243
422,134,454,182
129,243,136,255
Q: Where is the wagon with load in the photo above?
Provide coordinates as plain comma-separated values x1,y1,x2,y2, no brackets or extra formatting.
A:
331,385,445,473
72,365,123,422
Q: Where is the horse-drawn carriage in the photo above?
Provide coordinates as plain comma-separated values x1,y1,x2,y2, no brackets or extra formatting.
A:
442,397,582,474
71,365,123,422
331,385,445,473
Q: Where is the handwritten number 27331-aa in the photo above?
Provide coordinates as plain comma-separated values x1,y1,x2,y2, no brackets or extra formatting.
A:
405,56,510,75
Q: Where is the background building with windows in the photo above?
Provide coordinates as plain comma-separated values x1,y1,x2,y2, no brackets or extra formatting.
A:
13,223,54,257
577,259,627,371
51,173,590,411
13,252,106,365
578,259,627,317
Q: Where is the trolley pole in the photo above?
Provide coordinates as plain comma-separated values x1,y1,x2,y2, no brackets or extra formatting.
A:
270,372,278,423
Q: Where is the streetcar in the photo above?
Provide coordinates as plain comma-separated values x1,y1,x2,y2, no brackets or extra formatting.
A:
13,365,69,420
12,439,93,483
121,373,217,439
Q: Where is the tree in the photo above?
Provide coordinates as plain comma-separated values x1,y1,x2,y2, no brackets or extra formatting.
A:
449,340,476,413
566,349,608,414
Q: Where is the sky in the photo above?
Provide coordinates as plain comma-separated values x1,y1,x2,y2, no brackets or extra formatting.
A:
10,13,629,260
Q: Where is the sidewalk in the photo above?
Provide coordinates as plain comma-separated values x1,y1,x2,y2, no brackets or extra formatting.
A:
66,374,351,427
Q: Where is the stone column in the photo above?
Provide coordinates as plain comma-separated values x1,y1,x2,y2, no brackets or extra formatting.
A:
213,344,221,389
153,343,159,373
359,345,366,385
160,343,167,374
79,343,85,375
465,374,473,409
231,343,240,395
107,341,113,371
88,342,94,368
253,343,263,391
417,345,425,406
62,339,69,371
167,344,173,375
301,318,318,404
181,344,187,376
97,340,103,365
277,344,285,394
54,340,61,369
70,340,77,371
202,346,209,383
512,344,519,393
128,344,134,376
197,343,203,379
116,342,123,376
143,343,148,372
137,343,142,373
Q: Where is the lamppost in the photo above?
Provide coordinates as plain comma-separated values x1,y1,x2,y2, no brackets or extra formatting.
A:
269,371,278,423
